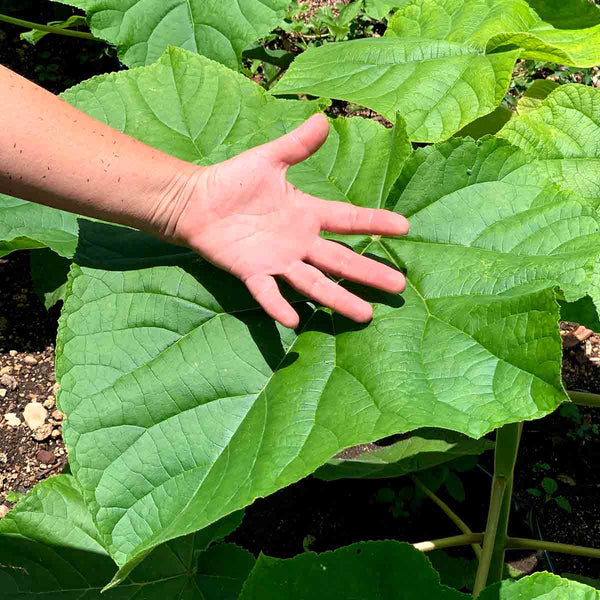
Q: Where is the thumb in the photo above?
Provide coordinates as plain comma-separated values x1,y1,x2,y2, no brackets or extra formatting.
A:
263,113,329,167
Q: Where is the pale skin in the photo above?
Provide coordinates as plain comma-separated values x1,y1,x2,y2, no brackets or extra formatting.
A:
0,65,409,328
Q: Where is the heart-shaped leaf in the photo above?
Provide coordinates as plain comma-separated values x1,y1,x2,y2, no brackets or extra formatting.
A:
271,38,519,142
54,48,600,580
387,0,600,67
58,0,293,69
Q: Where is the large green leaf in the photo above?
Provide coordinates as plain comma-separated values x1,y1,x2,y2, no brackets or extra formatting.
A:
479,572,600,599
59,0,292,69
314,429,494,480
61,48,324,164
54,48,600,580
386,0,600,67
499,84,600,203
239,544,600,599
499,84,600,329
239,541,468,599
0,196,78,259
272,38,518,142
0,475,252,597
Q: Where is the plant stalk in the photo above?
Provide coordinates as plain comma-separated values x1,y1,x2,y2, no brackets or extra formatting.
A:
411,475,482,559
413,533,484,553
568,390,600,408
0,13,99,41
472,422,522,596
506,538,600,559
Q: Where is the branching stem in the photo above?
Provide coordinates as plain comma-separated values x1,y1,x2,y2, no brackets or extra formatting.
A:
0,13,100,41
473,422,523,596
411,475,482,559
506,538,600,559
413,533,484,553
568,390,600,408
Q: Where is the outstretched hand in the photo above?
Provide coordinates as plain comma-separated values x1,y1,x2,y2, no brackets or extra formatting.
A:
169,114,410,329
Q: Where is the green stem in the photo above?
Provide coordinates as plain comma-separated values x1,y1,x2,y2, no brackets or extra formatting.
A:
0,13,100,41
473,422,523,597
472,476,507,597
413,533,484,553
506,538,600,559
568,390,600,408
412,476,482,559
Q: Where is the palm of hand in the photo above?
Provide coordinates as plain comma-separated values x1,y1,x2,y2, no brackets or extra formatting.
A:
179,115,409,328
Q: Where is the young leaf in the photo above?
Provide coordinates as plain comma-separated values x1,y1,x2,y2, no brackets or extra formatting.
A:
527,487,542,497
554,495,572,513
271,38,519,142
541,477,558,495
58,0,293,70
0,474,251,598
387,0,600,67
479,572,600,599
0,195,79,259
239,541,468,599
314,429,493,481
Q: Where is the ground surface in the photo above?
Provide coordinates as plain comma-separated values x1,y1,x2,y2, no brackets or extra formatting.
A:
1,0,600,587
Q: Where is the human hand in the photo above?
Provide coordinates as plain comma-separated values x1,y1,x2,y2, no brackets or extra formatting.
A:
161,114,410,329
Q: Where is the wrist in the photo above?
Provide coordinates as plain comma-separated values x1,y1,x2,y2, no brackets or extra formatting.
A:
142,161,207,245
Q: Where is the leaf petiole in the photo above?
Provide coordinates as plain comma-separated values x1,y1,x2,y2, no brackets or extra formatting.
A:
0,13,100,41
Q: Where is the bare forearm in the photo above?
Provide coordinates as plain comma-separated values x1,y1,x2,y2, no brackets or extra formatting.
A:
0,65,198,234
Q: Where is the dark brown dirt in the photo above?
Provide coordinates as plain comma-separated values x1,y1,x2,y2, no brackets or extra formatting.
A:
0,252,66,511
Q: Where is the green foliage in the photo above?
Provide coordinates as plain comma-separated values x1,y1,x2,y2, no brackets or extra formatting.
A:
499,84,600,203
374,484,413,517
0,196,78,258
21,14,88,45
314,429,493,481
30,247,71,309
239,541,467,599
387,0,600,67
527,476,572,513
0,475,252,598
272,38,519,142
479,572,600,599
49,44,600,580
4,490,24,503
427,551,477,592
516,79,560,114
59,0,293,70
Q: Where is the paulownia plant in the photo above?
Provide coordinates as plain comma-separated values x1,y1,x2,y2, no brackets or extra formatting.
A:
2,0,600,598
